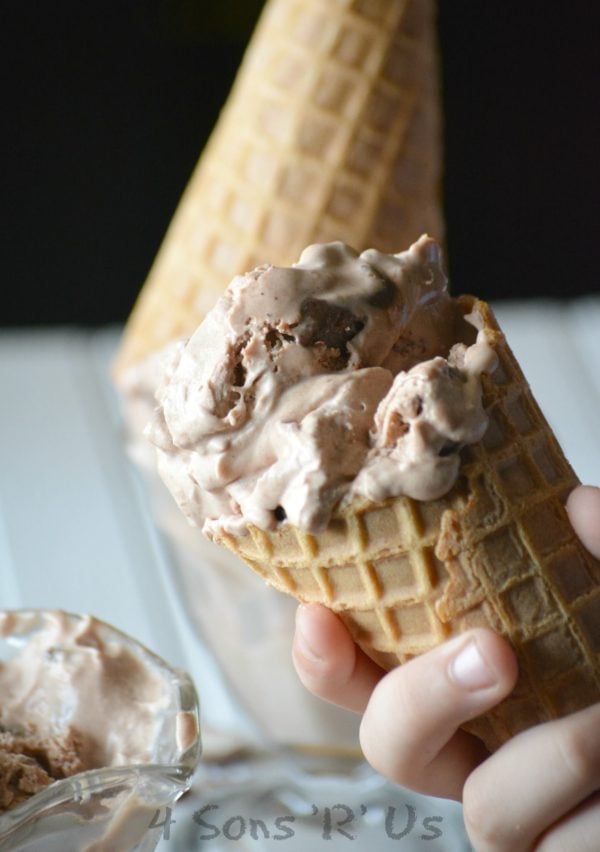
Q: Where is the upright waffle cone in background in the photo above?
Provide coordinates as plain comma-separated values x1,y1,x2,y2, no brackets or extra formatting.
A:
115,0,443,377
214,297,600,752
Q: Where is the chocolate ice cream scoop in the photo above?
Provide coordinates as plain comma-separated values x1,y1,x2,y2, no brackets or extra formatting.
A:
147,236,495,535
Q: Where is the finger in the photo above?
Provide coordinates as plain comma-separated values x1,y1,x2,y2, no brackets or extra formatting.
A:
462,703,600,852
360,629,518,800
292,603,384,713
536,790,600,851
566,485,600,558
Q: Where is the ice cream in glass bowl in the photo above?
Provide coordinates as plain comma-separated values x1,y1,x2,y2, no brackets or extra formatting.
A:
0,609,200,852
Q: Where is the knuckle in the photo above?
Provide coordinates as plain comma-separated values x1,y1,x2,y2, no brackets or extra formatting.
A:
358,675,420,789
358,715,411,788
462,771,503,848
358,712,387,776
555,717,599,787
358,700,398,782
292,646,355,707
291,649,326,695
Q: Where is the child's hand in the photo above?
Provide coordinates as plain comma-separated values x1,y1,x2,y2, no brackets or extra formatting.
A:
292,486,600,850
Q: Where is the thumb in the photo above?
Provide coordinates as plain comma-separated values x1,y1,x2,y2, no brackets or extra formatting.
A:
359,628,518,799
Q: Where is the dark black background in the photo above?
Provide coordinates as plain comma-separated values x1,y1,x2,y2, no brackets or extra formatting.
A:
3,1,599,326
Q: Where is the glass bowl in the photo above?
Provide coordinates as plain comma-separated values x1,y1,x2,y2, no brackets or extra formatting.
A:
0,609,200,852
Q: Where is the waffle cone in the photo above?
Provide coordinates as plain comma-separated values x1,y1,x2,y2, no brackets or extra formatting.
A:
115,0,443,377
214,297,600,751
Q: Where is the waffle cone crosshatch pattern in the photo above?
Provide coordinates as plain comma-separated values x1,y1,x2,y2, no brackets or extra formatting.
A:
113,0,600,762
214,298,600,752
115,0,443,376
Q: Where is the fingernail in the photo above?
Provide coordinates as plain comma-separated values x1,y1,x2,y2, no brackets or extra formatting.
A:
450,639,497,691
295,605,323,663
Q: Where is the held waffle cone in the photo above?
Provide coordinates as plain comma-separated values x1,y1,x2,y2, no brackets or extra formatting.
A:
115,0,443,376
214,297,600,752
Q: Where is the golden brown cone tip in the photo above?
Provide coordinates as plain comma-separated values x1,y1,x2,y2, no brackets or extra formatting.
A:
214,296,600,752
114,0,443,379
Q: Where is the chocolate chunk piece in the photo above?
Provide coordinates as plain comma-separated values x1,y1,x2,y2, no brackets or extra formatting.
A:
366,274,395,309
274,505,287,522
296,298,364,357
